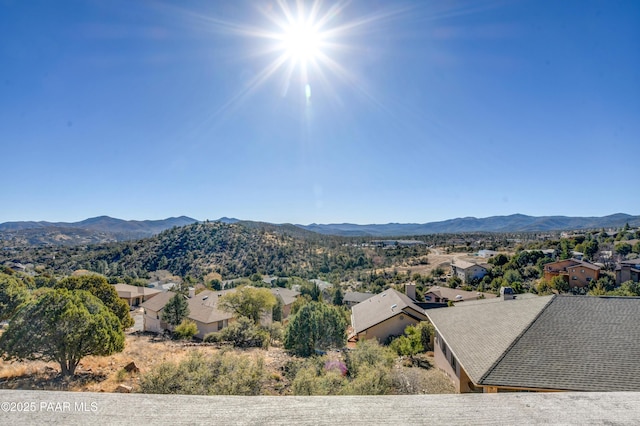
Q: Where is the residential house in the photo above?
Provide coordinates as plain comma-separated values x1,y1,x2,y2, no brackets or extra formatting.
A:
186,289,237,338
477,250,497,258
140,291,177,335
451,260,489,283
343,291,375,308
572,251,584,260
427,294,640,393
423,286,496,304
141,289,237,340
270,287,300,319
543,259,600,288
616,259,640,285
349,288,429,343
113,283,161,307
309,278,333,300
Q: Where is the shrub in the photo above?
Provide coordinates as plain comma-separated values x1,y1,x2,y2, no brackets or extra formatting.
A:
345,339,395,377
219,316,270,348
139,352,265,395
389,322,434,356
291,363,347,396
265,321,284,346
284,302,347,357
203,332,222,343
173,319,199,340
343,364,391,395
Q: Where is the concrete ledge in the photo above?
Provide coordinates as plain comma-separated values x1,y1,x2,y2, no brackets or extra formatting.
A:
1,390,639,425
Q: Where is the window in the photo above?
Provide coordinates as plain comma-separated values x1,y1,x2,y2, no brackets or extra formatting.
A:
450,355,458,373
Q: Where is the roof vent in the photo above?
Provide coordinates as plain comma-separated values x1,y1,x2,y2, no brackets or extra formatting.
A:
381,293,386,297
391,304,397,310
202,296,209,300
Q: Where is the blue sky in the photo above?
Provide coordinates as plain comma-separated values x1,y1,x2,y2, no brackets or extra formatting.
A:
2,0,639,225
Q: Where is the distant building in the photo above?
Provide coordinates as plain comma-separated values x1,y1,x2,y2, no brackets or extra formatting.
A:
370,240,425,248
270,287,300,319
114,283,161,307
543,259,600,288
477,250,497,258
343,291,375,308
451,260,489,283
141,288,272,340
424,286,496,304
616,259,640,286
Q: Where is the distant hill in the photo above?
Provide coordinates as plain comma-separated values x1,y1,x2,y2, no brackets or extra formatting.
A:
2,213,638,245
0,216,198,246
296,213,640,236
1,221,373,279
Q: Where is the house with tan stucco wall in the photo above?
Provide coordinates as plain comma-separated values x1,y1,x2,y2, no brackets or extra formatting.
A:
348,288,429,343
141,289,237,339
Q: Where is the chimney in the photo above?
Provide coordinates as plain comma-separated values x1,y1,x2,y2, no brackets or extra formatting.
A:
500,286,516,301
405,283,416,301
188,287,195,298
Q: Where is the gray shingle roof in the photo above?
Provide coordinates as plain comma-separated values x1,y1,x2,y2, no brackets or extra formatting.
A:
270,287,300,306
343,291,375,304
424,286,496,302
351,288,428,334
480,296,640,391
426,295,554,384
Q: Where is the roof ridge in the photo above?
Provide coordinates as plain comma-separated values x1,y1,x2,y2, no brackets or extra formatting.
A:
478,294,557,385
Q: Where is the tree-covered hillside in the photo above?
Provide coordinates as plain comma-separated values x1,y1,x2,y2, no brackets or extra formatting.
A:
0,222,389,281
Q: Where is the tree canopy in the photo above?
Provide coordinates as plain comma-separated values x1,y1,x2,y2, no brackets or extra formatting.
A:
284,302,347,357
55,274,133,328
218,287,277,324
0,288,125,377
0,273,30,321
162,293,190,327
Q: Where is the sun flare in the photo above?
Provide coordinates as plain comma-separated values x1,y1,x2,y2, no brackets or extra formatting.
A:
185,0,411,114
281,21,322,63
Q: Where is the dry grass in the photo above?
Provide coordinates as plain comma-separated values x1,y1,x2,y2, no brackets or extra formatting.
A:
0,334,455,395
0,333,221,392
391,355,456,394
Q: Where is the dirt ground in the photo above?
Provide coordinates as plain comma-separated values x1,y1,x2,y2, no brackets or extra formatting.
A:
377,248,483,278
0,333,454,395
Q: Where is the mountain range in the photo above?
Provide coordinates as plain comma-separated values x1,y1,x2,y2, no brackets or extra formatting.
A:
0,216,198,246
0,213,638,246
295,213,640,236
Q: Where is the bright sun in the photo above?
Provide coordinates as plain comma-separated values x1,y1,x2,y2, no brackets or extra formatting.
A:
281,22,321,63
198,0,407,110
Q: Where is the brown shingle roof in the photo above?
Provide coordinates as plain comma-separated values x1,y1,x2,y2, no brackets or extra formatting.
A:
114,283,161,299
186,289,234,324
141,289,235,324
141,291,176,312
